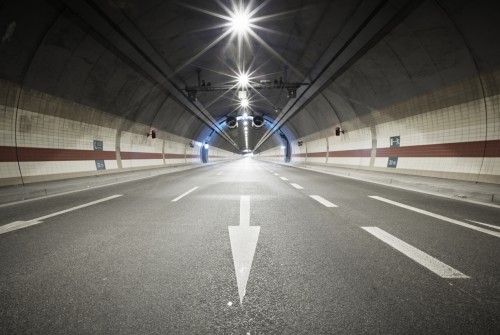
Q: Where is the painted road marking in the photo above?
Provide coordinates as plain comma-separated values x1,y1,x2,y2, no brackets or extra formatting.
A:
0,195,123,235
240,195,250,227
310,195,338,208
228,195,260,304
217,172,223,176
362,227,469,278
290,183,304,190
280,177,289,181
172,186,199,202
273,173,279,176
370,196,500,238
467,220,500,231
269,170,274,173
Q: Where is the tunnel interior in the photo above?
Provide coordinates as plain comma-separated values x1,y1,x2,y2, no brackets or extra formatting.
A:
0,0,499,184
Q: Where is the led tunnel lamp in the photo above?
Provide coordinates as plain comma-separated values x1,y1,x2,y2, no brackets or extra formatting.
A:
252,115,264,128
240,98,249,108
226,116,237,128
231,11,250,34
237,73,250,89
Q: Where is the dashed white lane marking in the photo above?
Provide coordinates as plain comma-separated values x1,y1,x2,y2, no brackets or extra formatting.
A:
279,177,288,181
467,220,500,231
362,227,469,279
273,173,279,176
310,195,338,208
290,183,304,190
269,170,274,173
0,195,123,235
217,172,223,176
370,196,500,238
172,186,199,202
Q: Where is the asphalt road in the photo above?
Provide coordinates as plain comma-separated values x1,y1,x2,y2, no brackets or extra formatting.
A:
1,158,499,334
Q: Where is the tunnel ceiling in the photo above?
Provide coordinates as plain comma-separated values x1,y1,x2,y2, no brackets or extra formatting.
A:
1,0,499,153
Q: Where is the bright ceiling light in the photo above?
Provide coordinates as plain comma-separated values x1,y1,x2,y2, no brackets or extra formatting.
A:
238,73,249,88
240,98,249,108
230,9,250,35
243,121,248,126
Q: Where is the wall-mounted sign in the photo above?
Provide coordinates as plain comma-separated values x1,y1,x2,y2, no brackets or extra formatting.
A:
390,136,400,147
93,140,103,151
95,160,106,170
387,157,398,168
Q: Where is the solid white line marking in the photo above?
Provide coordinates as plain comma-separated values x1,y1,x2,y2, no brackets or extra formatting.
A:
310,195,338,208
369,196,500,238
172,186,199,202
240,195,250,227
290,183,304,190
279,177,288,181
0,195,123,235
362,227,469,278
467,220,500,231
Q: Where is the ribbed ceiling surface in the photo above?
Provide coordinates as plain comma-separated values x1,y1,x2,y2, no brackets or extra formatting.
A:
1,0,499,153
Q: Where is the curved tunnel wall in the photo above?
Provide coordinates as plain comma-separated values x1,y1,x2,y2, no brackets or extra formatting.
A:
0,80,236,186
258,0,500,184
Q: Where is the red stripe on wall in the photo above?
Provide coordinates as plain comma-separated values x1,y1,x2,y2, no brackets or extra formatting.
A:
0,146,17,162
120,152,163,160
485,140,500,157
16,147,116,161
377,140,500,157
307,152,327,158
165,153,187,159
292,149,371,158
292,140,500,159
0,146,197,162
329,149,372,157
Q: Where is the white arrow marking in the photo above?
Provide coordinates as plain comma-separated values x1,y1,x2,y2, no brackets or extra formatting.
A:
228,195,260,304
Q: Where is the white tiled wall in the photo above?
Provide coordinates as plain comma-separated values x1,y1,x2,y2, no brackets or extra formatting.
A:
257,147,284,162
17,109,116,151
295,90,499,182
0,104,20,179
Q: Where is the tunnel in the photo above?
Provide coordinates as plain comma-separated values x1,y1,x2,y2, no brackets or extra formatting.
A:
0,0,499,333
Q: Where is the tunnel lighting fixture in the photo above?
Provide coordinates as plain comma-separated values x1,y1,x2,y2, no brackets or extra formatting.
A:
243,120,248,126
252,115,264,128
241,98,249,108
204,143,209,149
238,90,248,99
230,9,251,35
237,73,250,89
226,116,238,128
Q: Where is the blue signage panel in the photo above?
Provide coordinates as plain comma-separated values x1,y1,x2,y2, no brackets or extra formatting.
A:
387,157,398,168
390,136,400,147
93,140,103,151
95,160,106,170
